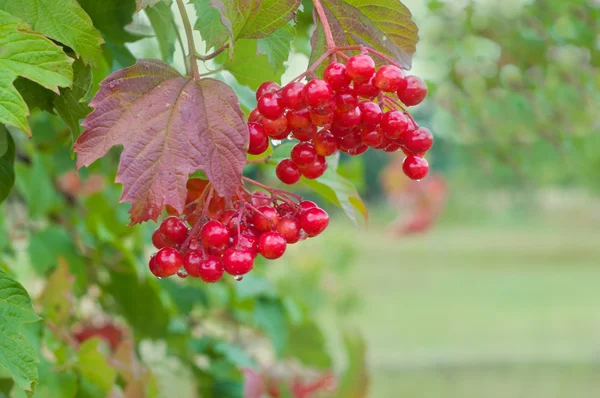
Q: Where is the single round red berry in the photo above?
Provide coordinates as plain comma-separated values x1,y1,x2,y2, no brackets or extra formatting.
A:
256,81,280,101
287,109,312,131
323,62,351,91
257,92,285,119
358,101,383,128
301,156,327,179
201,220,231,249
299,200,318,211
303,79,334,109
398,76,428,106
346,54,375,83
276,159,302,185
152,228,171,249
232,232,259,255
402,155,429,180
354,76,381,99
262,114,288,138
360,128,383,147
276,216,301,244
248,108,262,123
159,216,188,245
333,107,361,129
222,248,254,276
313,130,338,156
381,111,409,140
337,132,362,151
281,82,305,110
384,142,401,152
300,207,330,237
257,231,287,259
309,109,334,126
291,142,317,167
184,251,224,282
403,127,433,154
347,144,369,156
252,206,279,232
291,124,317,141
152,247,184,277
247,122,269,155
374,65,406,92
334,92,359,113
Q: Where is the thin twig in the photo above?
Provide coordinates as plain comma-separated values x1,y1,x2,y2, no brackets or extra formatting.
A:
175,0,200,80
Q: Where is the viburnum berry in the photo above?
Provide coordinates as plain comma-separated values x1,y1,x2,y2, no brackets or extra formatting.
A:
337,132,362,151
333,107,361,129
303,79,334,109
262,114,288,138
276,216,301,244
299,200,318,211
291,142,317,167
151,247,184,277
222,248,254,276
360,128,384,147
252,206,279,232
152,228,171,249
287,109,312,131
301,155,327,179
346,54,375,83
232,232,259,255
300,207,330,237
309,109,334,126
398,76,428,106
291,124,317,141
276,159,302,185
184,251,224,282
256,81,280,100
201,220,231,249
281,82,305,110
402,155,429,180
313,130,338,156
334,92,359,113
250,191,271,207
381,111,409,140
403,127,433,154
257,92,285,119
354,76,381,99
323,62,351,90
257,231,287,259
347,144,369,156
247,123,269,155
248,108,262,123
359,101,383,128
159,216,188,245
374,65,406,92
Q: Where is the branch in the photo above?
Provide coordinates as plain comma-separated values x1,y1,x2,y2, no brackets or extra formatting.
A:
175,0,200,80
196,43,228,61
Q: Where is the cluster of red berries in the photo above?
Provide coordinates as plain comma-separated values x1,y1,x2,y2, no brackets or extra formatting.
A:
246,53,433,182
149,189,329,283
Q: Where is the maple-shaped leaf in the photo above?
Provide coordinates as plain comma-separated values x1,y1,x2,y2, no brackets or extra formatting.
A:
74,59,248,224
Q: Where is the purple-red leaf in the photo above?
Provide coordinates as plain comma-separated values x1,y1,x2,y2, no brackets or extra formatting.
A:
74,59,248,224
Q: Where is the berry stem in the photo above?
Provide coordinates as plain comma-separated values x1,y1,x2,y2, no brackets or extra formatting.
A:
384,96,418,126
312,0,336,51
195,42,228,61
175,0,200,81
242,177,303,200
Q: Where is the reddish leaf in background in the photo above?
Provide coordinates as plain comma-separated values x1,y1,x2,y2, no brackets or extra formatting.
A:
74,59,248,224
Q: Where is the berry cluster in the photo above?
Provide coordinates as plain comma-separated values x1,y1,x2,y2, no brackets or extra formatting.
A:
149,180,329,283
247,52,433,182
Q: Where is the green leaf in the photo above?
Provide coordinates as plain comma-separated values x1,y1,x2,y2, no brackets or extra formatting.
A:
145,1,177,63
309,0,419,70
0,128,15,203
136,0,167,11
14,154,61,218
334,330,368,398
286,321,332,369
76,339,116,394
0,10,73,136
192,0,230,50
0,0,103,65
38,258,75,326
12,79,55,114
0,268,41,393
254,298,287,357
54,58,92,137
77,0,139,44
257,23,294,71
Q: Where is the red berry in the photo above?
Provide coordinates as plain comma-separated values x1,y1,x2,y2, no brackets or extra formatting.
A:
403,127,433,154
347,144,368,156
281,82,305,110
384,142,401,152
291,124,317,141
309,109,334,126
232,231,259,255
300,208,329,237
381,111,409,140
247,122,269,155
159,216,188,245
152,228,171,249
250,191,271,207
222,248,254,276
402,155,429,180
256,81,280,101
346,54,375,83
287,109,312,131
398,76,428,106
201,220,231,249
276,216,301,244
257,92,285,119
262,114,288,138
337,133,362,151
333,107,361,129
301,156,327,179
303,79,334,109
291,142,317,167
354,76,381,99
276,159,302,185
360,128,383,147
311,101,335,115
334,92,359,113
313,130,338,156
299,200,317,211
373,65,406,92
152,247,184,277
248,108,262,123
257,231,287,259
358,101,383,128
184,251,224,282
323,62,351,91
252,206,279,231
330,125,353,138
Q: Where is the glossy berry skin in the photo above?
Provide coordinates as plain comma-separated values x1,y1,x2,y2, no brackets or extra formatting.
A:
323,62,351,91
360,128,383,147
252,206,279,232
300,208,330,237
354,76,381,99
201,220,231,249
403,127,433,154
250,191,271,207
184,251,224,282
276,216,301,244
346,54,375,83
381,111,409,140
222,248,254,276
152,228,171,249
333,107,361,129
152,247,184,277
301,156,327,179
291,125,317,141
373,65,406,92
257,92,285,119
258,231,287,259
262,114,288,137
402,155,429,180
248,108,262,123
337,133,362,151
291,142,317,167
159,217,188,245
313,130,338,156
299,200,318,211
281,82,305,110
276,159,301,185
347,144,369,156
398,76,428,106
310,109,334,126
335,92,359,113
358,101,383,128
303,79,334,109
287,109,312,131
256,81,280,101
232,232,259,255
247,123,269,155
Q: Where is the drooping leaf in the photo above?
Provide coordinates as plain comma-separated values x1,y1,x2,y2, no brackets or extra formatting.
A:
0,0,103,64
309,0,419,70
77,0,139,44
192,0,230,50
74,59,248,224
54,57,93,137
0,128,15,203
0,268,41,393
145,1,177,63
75,339,117,394
257,23,295,71
38,258,75,326
136,0,167,11
0,10,73,136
